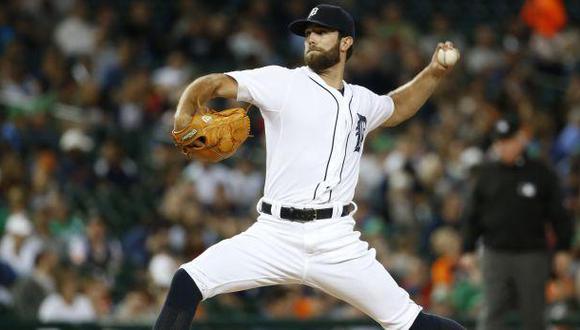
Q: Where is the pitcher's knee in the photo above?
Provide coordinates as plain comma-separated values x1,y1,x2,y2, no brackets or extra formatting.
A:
166,268,202,309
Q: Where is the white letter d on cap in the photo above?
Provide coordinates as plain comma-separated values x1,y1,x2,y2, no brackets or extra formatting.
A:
309,8,318,18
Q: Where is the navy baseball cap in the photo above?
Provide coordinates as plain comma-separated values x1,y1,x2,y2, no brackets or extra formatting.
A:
289,4,355,38
492,115,521,141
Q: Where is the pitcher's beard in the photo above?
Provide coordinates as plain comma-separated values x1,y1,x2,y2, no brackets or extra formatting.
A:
305,42,340,74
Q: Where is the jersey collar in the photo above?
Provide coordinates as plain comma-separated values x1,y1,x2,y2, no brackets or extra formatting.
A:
303,66,350,99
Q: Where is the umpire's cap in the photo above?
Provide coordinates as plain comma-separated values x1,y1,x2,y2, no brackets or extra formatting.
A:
492,114,521,141
289,4,355,38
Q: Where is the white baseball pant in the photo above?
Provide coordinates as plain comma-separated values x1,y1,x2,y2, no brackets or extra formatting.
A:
181,210,421,329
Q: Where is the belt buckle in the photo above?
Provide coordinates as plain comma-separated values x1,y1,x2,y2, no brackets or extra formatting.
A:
289,207,316,221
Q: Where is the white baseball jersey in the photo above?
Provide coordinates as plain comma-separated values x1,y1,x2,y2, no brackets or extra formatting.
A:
181,65,422,330
226,65,394,206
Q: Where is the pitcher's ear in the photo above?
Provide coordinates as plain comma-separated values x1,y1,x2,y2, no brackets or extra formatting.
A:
341,36,353,51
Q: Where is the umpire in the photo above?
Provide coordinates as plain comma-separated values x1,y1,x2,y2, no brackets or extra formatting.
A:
460,115,573,330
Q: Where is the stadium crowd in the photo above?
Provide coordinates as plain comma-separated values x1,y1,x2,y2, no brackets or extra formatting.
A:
0,0,579,327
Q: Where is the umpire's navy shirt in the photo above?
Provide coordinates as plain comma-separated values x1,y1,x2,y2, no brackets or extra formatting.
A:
462,157,572,252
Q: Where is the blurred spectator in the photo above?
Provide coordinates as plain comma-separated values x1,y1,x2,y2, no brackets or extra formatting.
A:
0,9,14,54
94,138,138,186
554,107,580,162
38,268,96,323
546,245,576,325
11,248,58,320
521,0,567,38
228,21,275,65
418,13,466,59
85,276,113,320
226,159,263,213
53,1,96,58
183,161,230,211
60,128,94,154
431,227,461,288
0,212,42,275
0,259,16,308
0,185,27,229
146,227,179,290
46,191,84,240
260,287,297,319
114,287,157,322
68,213,122,281
465,25,505,74
152,50,192,103
376,3,417,51
429,227,463,317
117,69,152,132
450,261,482,319
0,43,41,107
148,252,178,290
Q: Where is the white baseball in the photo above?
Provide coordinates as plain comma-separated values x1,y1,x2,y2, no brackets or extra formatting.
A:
437,48,459,67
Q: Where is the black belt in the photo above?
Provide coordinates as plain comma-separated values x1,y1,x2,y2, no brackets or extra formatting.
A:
260,202,353,222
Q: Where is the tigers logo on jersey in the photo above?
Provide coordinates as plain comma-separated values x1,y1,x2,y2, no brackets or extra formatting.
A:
354,114,367,152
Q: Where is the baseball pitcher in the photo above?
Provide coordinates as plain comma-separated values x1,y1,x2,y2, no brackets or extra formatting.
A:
156,4,463,330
